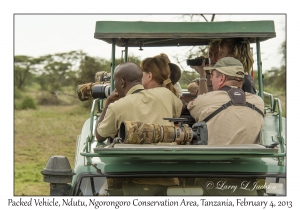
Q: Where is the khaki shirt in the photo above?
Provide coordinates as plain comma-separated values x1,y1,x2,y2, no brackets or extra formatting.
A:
97,84,182,138
187,87,264,145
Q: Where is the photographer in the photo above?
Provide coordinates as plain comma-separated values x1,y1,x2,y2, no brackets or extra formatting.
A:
95,62,182,195
95,61,182,142
219,38,256,94
188,39,256,94
187,39,220,94
187,57,264,145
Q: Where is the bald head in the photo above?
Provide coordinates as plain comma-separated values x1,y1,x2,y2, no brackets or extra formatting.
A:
113,62,143,97
114,62,143,83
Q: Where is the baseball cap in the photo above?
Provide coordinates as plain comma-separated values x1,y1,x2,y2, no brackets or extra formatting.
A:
204,57,244,78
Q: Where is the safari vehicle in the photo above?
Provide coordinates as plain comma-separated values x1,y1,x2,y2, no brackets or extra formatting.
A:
41,20,286,196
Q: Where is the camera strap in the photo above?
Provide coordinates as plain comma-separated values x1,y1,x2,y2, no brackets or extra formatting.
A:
132,89,144,94
203,86,264,122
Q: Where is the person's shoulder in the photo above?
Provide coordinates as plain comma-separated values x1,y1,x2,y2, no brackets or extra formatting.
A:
145,87,170,94
205,90,227,96
245,93,264,103
107,97,130,110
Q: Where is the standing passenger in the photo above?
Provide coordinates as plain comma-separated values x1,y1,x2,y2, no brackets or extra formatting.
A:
187,39,221,93
218,38,256,93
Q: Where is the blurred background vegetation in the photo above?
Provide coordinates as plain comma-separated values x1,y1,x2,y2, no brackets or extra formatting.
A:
14,40,286,195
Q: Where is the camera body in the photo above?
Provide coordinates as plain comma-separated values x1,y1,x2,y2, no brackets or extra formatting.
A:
186,58,210,66
95,71,111,83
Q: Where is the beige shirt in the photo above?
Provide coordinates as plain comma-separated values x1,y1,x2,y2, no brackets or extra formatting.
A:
97,84,183,138
188,87,264,145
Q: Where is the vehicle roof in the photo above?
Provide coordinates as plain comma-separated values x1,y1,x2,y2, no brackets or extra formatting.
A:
94,20,276,47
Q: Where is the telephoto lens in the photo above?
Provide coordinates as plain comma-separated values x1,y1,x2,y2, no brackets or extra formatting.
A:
119,121,193,144
92,84,111,99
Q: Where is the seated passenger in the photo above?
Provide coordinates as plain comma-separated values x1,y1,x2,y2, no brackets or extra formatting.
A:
153,53,183,97
95,61,182,143
187,78,199,96
187,57,264,145
141,57,178,96
168,63,182,97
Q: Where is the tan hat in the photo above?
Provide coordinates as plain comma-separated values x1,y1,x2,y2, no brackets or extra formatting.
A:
204,57,244,78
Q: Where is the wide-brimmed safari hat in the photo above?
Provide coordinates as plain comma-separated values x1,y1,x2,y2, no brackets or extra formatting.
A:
204,57,244,78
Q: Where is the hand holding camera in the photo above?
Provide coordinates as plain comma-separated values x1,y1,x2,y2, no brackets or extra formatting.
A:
106,89,120,104
187,57,209,77
186,57,210,66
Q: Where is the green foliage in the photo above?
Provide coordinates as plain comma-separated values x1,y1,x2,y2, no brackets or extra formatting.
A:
256,41,286,91
36,51,87,91
76,54,142,86
20,96,37,110
179,71,199,88
14,55,43,89
14,87,22,99
15,51,143,93
253,41,286,117
124,54,143,65
77,56,109,84
261,66,286,90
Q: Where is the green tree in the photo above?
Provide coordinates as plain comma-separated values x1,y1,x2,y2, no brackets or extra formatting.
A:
179,71,199,88
77,56,110,85
76,54,142,86
14,55,43,89
36,51,86,91
261,41,286,90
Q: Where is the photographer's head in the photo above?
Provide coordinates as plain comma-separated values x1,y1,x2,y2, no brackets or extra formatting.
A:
204,57,244,91
154,53,182,85
140,57,177,96
219,38,254,73
168,63,181,85
209,39,221,66
114,62,143,98
154,53,171,63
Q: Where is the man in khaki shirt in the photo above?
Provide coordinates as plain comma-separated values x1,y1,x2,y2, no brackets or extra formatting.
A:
95,62,182,142
188,57,264,145
94,62,182,195
187,57,264,196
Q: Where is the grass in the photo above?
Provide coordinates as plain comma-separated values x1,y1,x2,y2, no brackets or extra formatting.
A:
14,104,89,195
264,87,286,117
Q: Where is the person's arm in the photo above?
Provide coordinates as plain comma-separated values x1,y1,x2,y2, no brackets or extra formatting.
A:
190,58,208,95
95,89,120,142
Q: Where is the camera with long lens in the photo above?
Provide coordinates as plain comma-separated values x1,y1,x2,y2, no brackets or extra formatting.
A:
118,118,208,145
186,58,210,66
77,71,111,101
91,84,111,99
77,83,111,101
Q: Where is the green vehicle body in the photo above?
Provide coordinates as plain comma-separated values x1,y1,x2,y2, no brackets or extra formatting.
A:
41,20,286,196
